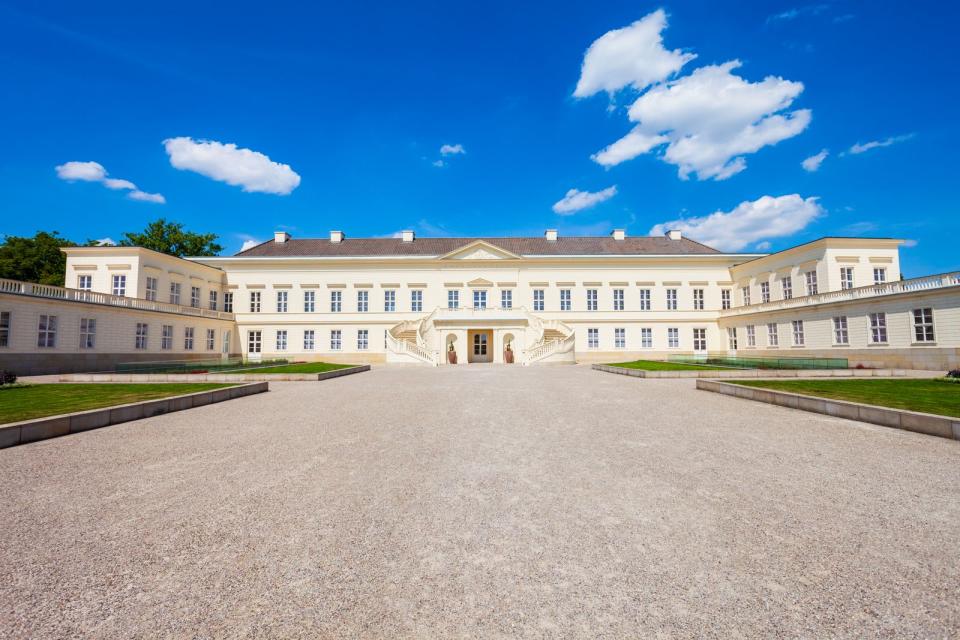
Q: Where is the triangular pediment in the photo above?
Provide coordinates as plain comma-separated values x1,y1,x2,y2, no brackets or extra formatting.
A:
439,240,521,261
467,277,495,288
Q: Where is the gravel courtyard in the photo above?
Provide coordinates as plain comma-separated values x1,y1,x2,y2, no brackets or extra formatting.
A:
1,365,958,638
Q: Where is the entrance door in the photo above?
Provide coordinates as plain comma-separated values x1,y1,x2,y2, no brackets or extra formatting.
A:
468,329,493,363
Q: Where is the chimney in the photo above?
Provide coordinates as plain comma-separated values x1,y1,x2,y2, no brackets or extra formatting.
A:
611,229,626,241
274,231,290,244
401,230,415,242
330,230,344,243
666,229,683,240
545,229,558,242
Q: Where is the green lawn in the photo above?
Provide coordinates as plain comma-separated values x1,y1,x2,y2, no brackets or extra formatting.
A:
227,362,354,374
0,383,238,424
733,379,960,418
607,359,732,371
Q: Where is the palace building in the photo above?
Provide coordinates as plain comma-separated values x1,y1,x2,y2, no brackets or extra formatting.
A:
1,229,958,374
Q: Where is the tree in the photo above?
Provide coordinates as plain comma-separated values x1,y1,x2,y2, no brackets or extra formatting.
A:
0,231,75,286
120,218,223,257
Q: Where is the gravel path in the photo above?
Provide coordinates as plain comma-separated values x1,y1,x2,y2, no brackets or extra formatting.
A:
1,365,958,638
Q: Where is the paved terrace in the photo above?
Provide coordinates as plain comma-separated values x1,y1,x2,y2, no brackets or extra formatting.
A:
1,366,958,638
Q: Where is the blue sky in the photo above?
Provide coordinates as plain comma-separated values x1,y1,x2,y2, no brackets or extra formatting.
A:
0,1,957,275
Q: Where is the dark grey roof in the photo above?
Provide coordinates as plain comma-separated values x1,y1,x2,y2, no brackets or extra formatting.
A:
234,236,721,257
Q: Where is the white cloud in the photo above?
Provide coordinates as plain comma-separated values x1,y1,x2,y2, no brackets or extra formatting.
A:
649,194,823,251
552,186,618,215
93,237,116,246
439,143,465,156
573,9,695,98
847,133,914,155
902,239,918,248
591,129,668,166
55,161,106,182
239,239,261,252
755,241,772,250
103,177,137,190
432,159,445,168
164,137,301,195
801,148,828,172
128,190,166,204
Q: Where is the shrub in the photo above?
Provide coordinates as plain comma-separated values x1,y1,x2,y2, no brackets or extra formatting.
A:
0,370,16,386
947,369,960,379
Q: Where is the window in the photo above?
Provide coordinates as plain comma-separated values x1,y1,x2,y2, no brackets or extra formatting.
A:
145,277,158,301
873,267,887,285
913,308,935,342
727,327,738,350
249,291,261,313
79,318,96,349
667,327,679,348
869,312,888,343
805,270,818,295
37,314,57,348
532,289,544,312
206,328,216,350
641,327,652,348
791,320,805,346
614,328,626,348
222,330,230,354
639,289,651,311
666,288,677,310
248,330,262,354
223,292,233,313
613,289,625,311
170,282,182,305
411,290,423,312
746,325,756,347
501,289,512,309
209,290,218,311
693,288,704,310
760,282,770,303
0,311,9,347
833,316,849,345
473,289,487,309
587,328,599,349
781,276,793,300
559,289,571,311
77,275,92,291
303,290,315,313
721,289,731,310
840,267,854,290
330,290,342,312
473,332,487,356
276,290,288,313
161,325,173,350
135,323,148,349
357,329,369,350
184,327,195,350
357,290,369,312
767,323,779,347
276,330,287,351
448,289,460,309
330,329,342,351
384,290,396,312
112,274,126,296
190,286,201,308
693,328,707,352
586,289,598,311
304,329,315,350
741,286,751,306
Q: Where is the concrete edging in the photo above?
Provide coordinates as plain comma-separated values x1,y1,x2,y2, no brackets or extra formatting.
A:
592,363,931,379
695,379,960,441
58,364,371,383
0,382,268,449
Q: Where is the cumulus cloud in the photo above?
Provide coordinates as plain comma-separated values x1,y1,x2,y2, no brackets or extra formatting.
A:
801,148,828,172
591,130,668,167
440,143,466,156
649,194,823,251
552,186,618,215
128,190,166,204
103,177,137,190
432,159,445,168
93,237,116,246
902,239,918,248
573,9,695,97
55,160,164,203
164,137,301,195
846,133,914,155
239,239,261,252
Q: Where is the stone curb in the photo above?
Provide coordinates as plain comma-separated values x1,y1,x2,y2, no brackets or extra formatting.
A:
591,363,934,379
695,379,960,441
0,382,269,449
58,365,370,383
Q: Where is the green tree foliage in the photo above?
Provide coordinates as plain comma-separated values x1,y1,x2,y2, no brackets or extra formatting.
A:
0,231,75,286
119,218,223,257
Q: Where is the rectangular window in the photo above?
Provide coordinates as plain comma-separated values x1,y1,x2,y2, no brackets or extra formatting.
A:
840,267,854,290
870,312,888,343
613,289,625,311
448,289,460,309
791,320,805,346
357,290,369,312
587,328,599,349
693,288,704,310
77,275,92,291
559,289,571,311
533,289,544,312
693,328,707,352
276,330,287,351
473,289,487,309
666,288,677,310
384,290,396,312
37,314,57,348
357,329,369,350
330,290,342,312
667,327,679,348
767,323,779,347
79,318,96,349
170,282,181,305
190,286,201,308
303,329,315,350
209,290,218,311
721,289,731,310
206,328,216,350
639,289,651,311
912,308,935,342
781,276,792,300
742,286,751,306
161,325,173,350
135,322,148,349
303,290,315,313
746,325,756,347
184,327,195,350
330,329,342,351
833,316,849,345
112,274,126,297
411,290,423,312
805,270,818,295
614,327,625,349
873,267,887,284
276,290,288,313
501,289,512,309
727,327,738,350
760,282,770,303
145,277,158,301
0,311,9,347
586,289,598,311
641,327,652,348
223,292,233,313
249,291,261,312
248,330,262,353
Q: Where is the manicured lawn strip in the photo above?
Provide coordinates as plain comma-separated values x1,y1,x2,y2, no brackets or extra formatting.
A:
733,379,960,418
226,362,354,374
608,360,732,371
0,383,238,424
